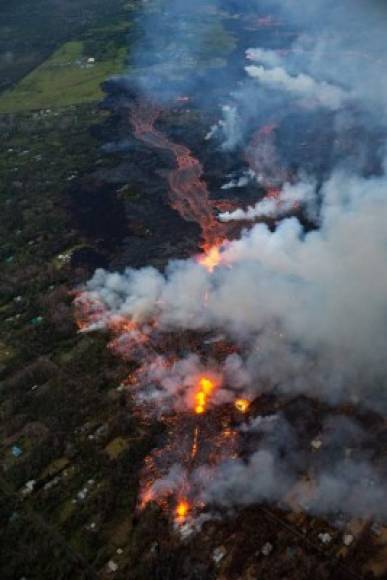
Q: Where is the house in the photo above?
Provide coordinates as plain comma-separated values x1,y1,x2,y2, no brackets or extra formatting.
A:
11,445,23,458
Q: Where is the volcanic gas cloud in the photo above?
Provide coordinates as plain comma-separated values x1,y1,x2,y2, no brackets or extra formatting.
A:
75,0,387,529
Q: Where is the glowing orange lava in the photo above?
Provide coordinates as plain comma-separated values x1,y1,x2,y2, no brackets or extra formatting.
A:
234,399,250,413
140,488,154,509
191,426,199,459
197,245,222,272
175,499,190,522
194,376,216,414
128,101,227,249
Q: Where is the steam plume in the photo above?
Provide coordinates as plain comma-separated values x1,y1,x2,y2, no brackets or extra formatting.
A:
218,178,316,221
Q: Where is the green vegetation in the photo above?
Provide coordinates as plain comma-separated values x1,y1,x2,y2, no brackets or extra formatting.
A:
0,0,134,92
0,40,126,113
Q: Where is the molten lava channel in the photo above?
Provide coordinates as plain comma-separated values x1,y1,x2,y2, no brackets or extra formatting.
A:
175,499,190,523
194,376,216,415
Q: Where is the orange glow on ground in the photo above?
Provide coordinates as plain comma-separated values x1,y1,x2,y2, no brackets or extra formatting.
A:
140,488,154,509
235,399,250,413
107,316,137,334
175,500,190,522
197,245,222,272
194,376,216,414
191,426,199,458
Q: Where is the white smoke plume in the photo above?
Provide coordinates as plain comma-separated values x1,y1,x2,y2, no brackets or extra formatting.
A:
246,47,283,68
218,178,316,222
245,64,347,111
145,464,187,501
131,352,249,413
221,170,254,190
82,165,387,410
205,105,242,151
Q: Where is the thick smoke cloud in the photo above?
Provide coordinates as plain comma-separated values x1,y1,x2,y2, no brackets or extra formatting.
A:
198,413,387,518
131,352,248,413
84,166,387,410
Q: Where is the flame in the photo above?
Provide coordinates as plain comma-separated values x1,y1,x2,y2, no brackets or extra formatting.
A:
235,399,250,413
197,245,222,272
175,499,190,522
194,376,216,414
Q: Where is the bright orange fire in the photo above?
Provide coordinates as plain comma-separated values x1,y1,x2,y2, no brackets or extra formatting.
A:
175,499,190,522
234,399,250,413
194,376,216,414
197,245,222,272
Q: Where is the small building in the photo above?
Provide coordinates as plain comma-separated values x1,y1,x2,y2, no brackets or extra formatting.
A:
107,560,118,573
11,445,23,458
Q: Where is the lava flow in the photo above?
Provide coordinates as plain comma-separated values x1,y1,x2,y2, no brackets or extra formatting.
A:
175,499,190,523
74,96,256,527
234,398,250,413
128,100,226,249
194,376,216,415
197,244,223,272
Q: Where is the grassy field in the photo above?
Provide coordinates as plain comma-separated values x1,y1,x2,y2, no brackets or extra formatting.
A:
0,40,126,113
0,0,131,92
